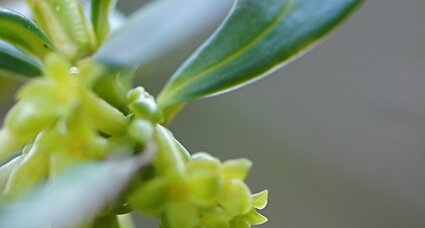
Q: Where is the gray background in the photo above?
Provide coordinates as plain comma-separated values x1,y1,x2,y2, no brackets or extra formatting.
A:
1,0,425,227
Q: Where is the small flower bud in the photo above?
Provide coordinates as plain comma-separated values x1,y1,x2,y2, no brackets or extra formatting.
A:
219,180,252,217
128,87,163,122
221,158,252,181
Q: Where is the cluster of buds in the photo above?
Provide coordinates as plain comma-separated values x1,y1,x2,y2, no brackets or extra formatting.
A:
0,53,268,227
130,129,268,228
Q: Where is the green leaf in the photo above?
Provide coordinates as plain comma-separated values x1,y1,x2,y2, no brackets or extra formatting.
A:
157,0,363,108
94,0,232,69
0,8,53,58
91,0,118,44
0,42,42,79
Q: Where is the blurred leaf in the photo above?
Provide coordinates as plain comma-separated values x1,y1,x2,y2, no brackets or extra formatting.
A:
0,41,42,79
91,0,118,44
0,155,22,191
0,8,53,58
0,145,155,228
94,0,232,69
157,0,363,108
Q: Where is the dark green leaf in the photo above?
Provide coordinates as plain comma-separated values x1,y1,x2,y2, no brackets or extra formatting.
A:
0,8,53,58
94,0,232,69
0,41,42,79
157,0,363,108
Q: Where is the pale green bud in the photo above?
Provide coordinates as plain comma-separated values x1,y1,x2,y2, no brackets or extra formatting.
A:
164,201,199,228
0,129,30,163
44,53,72,84
200,207,230,228
5,99,56,136
219,180,252,217
221,158,252,181
128,87,163,122
84,91,127,135
188,153,221,172
229,218,250,228
128,119,153,145
187,170,223,207
130,178,168,216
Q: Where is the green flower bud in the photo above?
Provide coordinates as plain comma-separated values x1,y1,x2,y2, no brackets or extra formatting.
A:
84,91,127,135
0,129,29,163
44,53,72,84
128,119,153,145
129,177,168,216
93,72,131,111
188,153,221,172
173,139,191,162
154,126,185,175
219,180,252,217
5,99,57,136
200,207,230,228
128,87,163,122
187,170,222,207
163,201,199,228
221,159,252,181
229,218,250,228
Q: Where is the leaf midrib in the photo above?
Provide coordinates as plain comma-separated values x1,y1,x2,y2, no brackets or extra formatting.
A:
162,0,294,101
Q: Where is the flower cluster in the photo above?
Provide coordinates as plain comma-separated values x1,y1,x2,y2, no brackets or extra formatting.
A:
0,53,269,227
0,54,128,200
130,148,268,228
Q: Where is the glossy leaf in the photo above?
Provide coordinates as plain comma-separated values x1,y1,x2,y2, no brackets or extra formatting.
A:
0,8,53,58
94,0,232,69
0,42,42,79
157,0,363,108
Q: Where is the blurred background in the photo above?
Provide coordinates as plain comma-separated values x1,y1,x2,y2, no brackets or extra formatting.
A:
1,0,424,227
